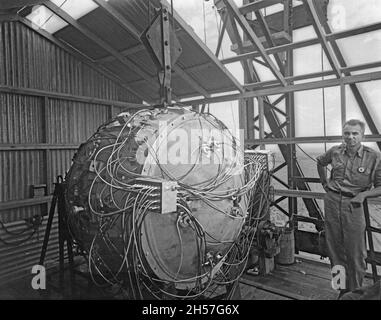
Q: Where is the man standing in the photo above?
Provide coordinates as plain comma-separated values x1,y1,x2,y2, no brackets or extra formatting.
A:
317,119,381,295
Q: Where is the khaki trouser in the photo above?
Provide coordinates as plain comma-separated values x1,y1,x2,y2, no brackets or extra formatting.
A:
324,191,367,291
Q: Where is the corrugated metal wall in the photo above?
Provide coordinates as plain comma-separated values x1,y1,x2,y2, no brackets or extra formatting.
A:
0,19,140,285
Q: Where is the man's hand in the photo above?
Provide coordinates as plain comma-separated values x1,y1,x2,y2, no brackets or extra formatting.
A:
350,193,366,206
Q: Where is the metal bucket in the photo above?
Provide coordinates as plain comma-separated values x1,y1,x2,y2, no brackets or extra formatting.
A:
275,227,295,265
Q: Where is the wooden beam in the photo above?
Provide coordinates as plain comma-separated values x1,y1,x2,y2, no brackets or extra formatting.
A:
96,44,145,64
275,189,325,200
246,134,381,145
0,0,47,10
42,96,53,195
44,1,161,92
93,0,211,98
341,61,381,74
183,70,381,105
239,0,283,15
231,31,292,53
0,144,79,151
245,70,336,90
234,62,381,91
0,196,52,211
222,38,319,64
0,85,146,108
304,0,341,77
258,97,265,150
215,13,228,57
327,22,381,41
272,94,286,106
95,29,189,64
224,0,286,85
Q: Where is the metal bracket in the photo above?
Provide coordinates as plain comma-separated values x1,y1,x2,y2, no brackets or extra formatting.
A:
140,6,182,105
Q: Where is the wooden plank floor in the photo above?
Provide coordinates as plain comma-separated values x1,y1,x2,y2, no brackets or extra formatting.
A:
0,254,376,300
239,254,375,300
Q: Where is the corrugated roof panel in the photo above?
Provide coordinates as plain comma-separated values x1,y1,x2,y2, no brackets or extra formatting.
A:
54,25,109,59
122,50,158,78
21,0,242,101
67,6,141,53
101,60,141,82
190,69,238,93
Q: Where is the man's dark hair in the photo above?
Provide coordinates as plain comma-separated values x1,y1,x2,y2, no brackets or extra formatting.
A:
343,119,365,134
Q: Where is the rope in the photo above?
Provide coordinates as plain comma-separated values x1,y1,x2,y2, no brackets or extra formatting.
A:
202,0,207,45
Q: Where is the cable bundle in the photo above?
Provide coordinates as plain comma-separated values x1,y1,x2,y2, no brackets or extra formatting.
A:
65,107,270,299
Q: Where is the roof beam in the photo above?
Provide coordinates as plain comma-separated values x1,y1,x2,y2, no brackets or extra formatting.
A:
94,29,188,64
327,22,381,41
18,15,148,102
245,70,336,90
0,84,146,109
183,70,381,105
304,0,342,78
223,0,287,86
96,44,145,63
0,0,47,10
93,0,211,98
239,0,283,15
44,1,161,93
222,37,319,64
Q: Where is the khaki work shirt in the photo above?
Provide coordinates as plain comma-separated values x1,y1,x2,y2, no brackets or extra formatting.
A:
317,144,381,196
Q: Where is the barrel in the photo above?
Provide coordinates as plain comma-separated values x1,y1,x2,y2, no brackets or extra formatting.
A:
275,227,295,265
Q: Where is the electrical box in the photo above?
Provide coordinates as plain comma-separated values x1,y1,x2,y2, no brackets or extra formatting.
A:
134,177,178,214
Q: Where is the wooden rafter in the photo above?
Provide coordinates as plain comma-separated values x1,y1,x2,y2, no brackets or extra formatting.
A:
44,1,162,94
18,15,148,102
96,44,145,64
0,0,47,10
